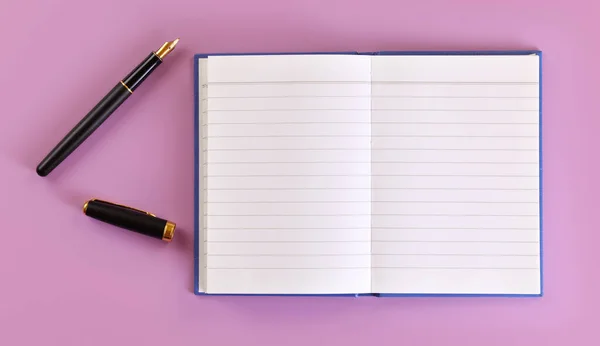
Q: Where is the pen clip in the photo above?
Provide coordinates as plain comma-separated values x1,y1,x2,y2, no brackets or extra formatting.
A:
93,199,156,217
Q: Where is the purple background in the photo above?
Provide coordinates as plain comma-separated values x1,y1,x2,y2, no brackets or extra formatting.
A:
0,0,596,344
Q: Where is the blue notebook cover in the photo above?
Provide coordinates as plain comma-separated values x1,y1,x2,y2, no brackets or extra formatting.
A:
193,50,542,297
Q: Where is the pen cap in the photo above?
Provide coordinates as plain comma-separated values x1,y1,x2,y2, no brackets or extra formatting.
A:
83,199,175,242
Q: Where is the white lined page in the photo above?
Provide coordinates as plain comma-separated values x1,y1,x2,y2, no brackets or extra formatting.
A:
202,55,372,294
370,55,541,295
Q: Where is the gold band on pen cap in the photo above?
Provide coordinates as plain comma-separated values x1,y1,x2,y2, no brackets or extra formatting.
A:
163,221,176,242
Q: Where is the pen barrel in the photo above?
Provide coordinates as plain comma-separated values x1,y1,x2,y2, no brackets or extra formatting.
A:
122,53,162,91
84,200,171,241
36,83,131,176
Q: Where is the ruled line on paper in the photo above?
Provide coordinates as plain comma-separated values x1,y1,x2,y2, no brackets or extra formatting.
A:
205,212,537,215
372,227,539,230
204,135,538,139
202,95,538,99
203,109,538,112
204,137,538,139
206,214,372,217
202,135,372,137
204,227,539,230
205,253,538,257
204,119,372,124
204,162,538,165
372,109,538,112
203,81,539,85
203,162,373,165
205,174,538,177
371,267,539,269
370,214,538,217
206,108,372,112
207,227,370,230
206,254,371,257
374,187,538,190
205,187,370,190
204,146,371,150
208,267,372,270
205,187,536,190
204,201,537,204
204,174,539,177
205,267,539,270
372,174,539,177
371,148,538,151
205,240,538,243
204,95,372,99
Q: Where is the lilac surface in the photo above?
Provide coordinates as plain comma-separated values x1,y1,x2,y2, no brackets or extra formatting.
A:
0,0,597,344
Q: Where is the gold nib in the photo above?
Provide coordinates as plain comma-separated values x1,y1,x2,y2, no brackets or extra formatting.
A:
154,38,180,60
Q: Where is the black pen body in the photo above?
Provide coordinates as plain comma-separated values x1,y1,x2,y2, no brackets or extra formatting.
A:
122,53,162,91
36,83,131,176
84,199,175,241
36,53,162,176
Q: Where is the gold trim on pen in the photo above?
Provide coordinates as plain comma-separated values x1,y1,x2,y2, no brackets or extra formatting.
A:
111,200,156,217
120,81,133,94
83,200,90,214
162,221,176,242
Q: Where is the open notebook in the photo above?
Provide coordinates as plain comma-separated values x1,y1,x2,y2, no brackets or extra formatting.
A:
194,51,542,296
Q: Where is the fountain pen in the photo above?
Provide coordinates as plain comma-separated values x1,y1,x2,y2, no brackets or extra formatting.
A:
36,38,180,177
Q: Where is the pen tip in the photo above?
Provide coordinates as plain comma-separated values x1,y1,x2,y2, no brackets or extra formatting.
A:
155,38,180,59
